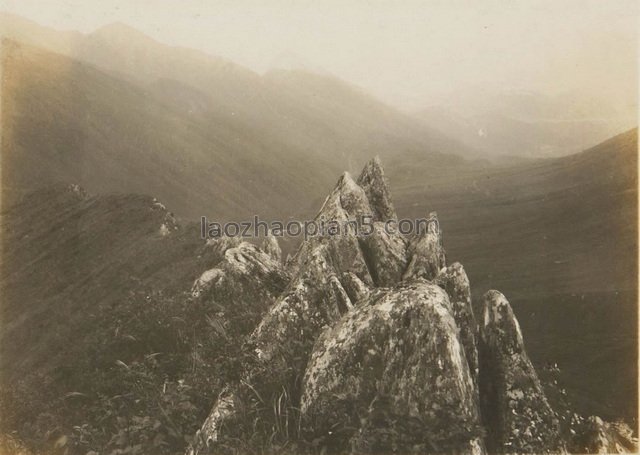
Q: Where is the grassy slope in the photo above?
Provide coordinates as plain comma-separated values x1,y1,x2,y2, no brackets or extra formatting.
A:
388,128,638,422
0,186,270,453
0,185,208,381
1,18,474,222
1,40,338,222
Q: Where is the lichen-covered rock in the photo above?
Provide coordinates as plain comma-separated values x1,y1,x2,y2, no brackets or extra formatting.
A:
261,233,282,264
435,263,479,383
190,158,621,455
191,242,287,301
301,281,483,454
341,271,371,304
190,170,388,454
189,243,290,352
479,290,564,454
359,221,407,287
287,171,374,282
570,416,638,454
356,156,397,222
197,234,243,267
403,211,446,281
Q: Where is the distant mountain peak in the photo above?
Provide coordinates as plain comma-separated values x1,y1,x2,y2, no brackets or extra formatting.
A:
268,51,329,76
90,21,158,45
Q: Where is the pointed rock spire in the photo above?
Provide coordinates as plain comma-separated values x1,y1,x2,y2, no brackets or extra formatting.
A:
359,222,407,287
402,211,446,281
261,232,282,264
317,171,372,222
479,290,563,454
435,262,479,384
356,156,397,222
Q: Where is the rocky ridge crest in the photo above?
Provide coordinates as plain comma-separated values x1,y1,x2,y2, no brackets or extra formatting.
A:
187,158,635,454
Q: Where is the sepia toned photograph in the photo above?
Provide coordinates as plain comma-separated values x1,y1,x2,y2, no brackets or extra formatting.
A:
0,1,638,454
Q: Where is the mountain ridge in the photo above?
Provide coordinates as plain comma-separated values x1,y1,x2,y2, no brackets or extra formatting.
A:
1,28,475,221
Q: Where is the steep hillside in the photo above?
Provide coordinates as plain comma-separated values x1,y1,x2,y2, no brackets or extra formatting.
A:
0,185,281,454
1,185,205,379
0,150,636,454
1,40,337,221
388,128,638,422
1,16,474,220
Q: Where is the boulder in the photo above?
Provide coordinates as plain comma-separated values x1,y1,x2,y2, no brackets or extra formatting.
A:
301,281,483,454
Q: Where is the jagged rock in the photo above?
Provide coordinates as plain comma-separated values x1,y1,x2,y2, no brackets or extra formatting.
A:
300,281,483,454
435,263,479,383
190,172,383,454
190,158,619,455
190,241,363,454
197,235,243,266
403,211,445,281
287,172,374,281
191,242,288,307
356,156,397,222
570,416,638,454
479,290,563,454
261,233,282,264
341,271,371,304
359,221,408,287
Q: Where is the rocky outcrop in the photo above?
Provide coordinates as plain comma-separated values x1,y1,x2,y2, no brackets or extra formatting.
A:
189,241,290,347
570,416,638,454
197,235,243,266
300,281,483,454
261,233,282,264
191,242,287,300
190,161,411,454
403,211,445,281
356,155,397,222
359,221,407,287
189,158,632,455
435,263,479,383
479,290,563,454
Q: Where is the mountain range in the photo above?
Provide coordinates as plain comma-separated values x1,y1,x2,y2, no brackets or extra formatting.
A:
1,12,471,222
416,87,637,159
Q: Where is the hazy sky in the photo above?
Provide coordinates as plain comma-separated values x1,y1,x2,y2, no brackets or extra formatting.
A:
2,0,638,111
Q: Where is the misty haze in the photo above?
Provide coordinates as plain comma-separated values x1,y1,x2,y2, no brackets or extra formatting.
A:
0,1,638,454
